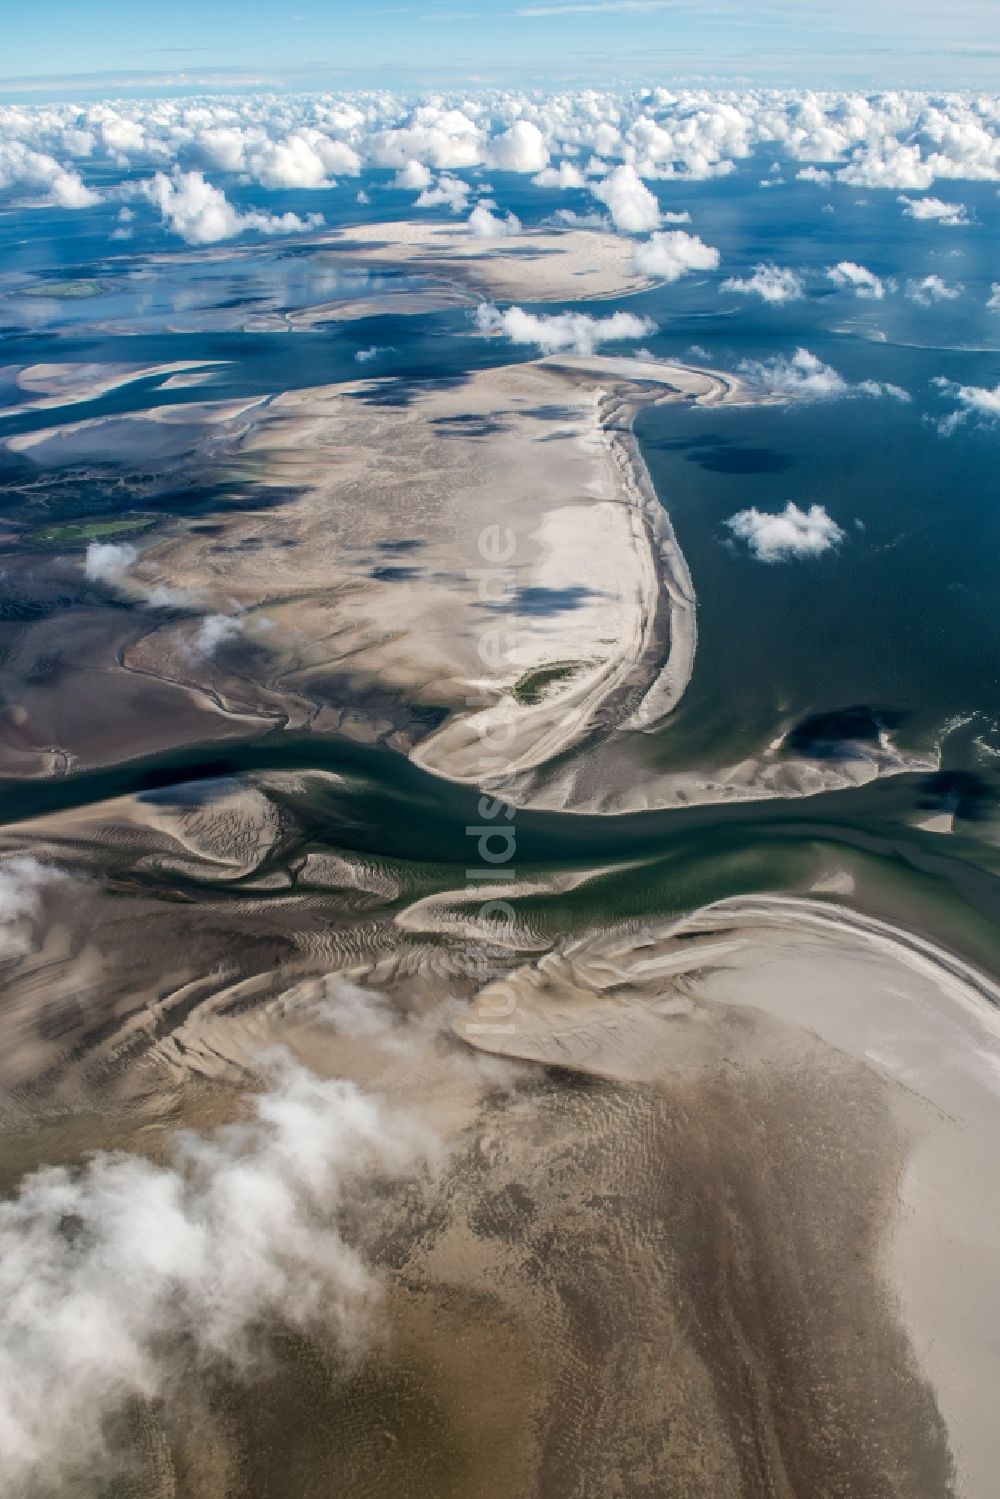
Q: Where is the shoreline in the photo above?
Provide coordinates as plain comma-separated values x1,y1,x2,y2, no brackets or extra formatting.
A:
411,355,754,787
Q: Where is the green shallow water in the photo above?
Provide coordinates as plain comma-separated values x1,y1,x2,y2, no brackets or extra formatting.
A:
3,730,999,980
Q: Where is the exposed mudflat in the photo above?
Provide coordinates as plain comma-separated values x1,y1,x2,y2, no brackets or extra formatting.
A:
1,783,997,1495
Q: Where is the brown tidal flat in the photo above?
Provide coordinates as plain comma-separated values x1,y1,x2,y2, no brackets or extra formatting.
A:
0,1001,957,1499
1,797,996,1495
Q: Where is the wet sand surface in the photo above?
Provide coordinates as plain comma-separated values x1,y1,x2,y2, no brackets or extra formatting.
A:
0,788,996,1495
81,1038,953,1499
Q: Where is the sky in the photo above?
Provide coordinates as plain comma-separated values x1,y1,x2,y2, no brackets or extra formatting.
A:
2,0,1000,95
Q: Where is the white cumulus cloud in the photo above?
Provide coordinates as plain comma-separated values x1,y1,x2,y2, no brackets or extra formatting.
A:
632,229,720,282
827,261,887,298
898,195,971,225
720,263,805,303
394,159,433,190
486,119,548,173
797,166,833,185
468,203,522,238
739,347,909,402
589,163,660,232
933,377,1000,435
725,502,846,562
370,105,483,171
532,159,586,189
906,275,962,305
0,141,98,208
475,301,655,355
141,171,321,246
246,130,360,190
838,144,934,191
414,172,470,212
84,540,138,584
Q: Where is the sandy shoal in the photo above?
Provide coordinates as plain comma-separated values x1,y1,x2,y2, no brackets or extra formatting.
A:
65,357,743,788
311,219,656,303
0,361,226,416
454,892,1000,1498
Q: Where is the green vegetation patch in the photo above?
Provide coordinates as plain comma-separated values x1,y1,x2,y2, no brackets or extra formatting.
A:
17,279,106,300
25,515,156,547
511,660,586,706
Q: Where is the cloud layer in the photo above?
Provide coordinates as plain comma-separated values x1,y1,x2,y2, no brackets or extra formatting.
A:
1,89,996,227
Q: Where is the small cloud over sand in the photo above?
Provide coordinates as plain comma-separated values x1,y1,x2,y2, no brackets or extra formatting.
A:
84,540,137,584
0,857,63,959
468,203,522,238
192,613,245,657
632,229,719,282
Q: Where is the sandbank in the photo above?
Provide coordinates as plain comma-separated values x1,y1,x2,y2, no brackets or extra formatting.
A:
458,893,1000,1497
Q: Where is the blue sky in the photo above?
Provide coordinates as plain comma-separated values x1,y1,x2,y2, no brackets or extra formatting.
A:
3,0,999,92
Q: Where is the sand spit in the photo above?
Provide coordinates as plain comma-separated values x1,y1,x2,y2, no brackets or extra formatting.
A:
407,355,757,784
313,219,657,303
41,356,741,790
551,354,758,733
915,809,956,834
0,360,227,416
3,393,268,466
504,709,939,814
